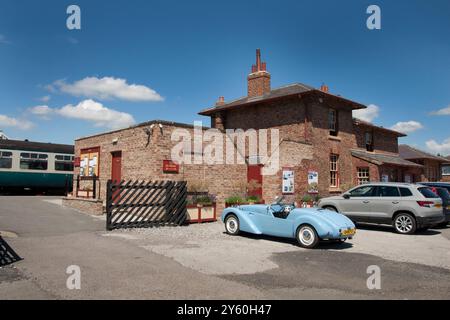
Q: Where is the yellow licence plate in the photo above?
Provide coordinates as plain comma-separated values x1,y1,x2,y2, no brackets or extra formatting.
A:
341,228,355,236
435,204,442,208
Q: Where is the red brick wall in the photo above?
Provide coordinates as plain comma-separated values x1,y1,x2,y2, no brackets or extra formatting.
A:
73,123,247,212
308,102,357,194
220,96,360,197
354,123,399,154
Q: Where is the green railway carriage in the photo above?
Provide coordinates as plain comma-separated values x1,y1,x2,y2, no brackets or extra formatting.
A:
0,139,74,192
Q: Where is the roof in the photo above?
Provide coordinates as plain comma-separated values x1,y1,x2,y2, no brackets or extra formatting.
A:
76,119,210,141
198,83,367,116
353,118,406,137
0,139,74,154
399,145,449,162
351,149,423,168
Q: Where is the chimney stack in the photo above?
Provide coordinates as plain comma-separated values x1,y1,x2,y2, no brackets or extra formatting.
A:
247,49,271,97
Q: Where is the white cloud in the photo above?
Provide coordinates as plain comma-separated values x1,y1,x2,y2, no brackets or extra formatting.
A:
353,104,380,122
30,100,135,129
390,121,424,134
0,114,33,130
49,77,164,102
426,138,450,155
30,105,53,115
430,105,450,116
37,95,51,103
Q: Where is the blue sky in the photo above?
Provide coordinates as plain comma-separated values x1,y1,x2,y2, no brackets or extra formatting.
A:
0,0,449,154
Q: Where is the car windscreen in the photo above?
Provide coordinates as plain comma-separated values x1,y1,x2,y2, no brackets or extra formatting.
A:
418,187,440,199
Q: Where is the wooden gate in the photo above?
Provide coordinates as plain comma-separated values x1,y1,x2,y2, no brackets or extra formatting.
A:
0,236,22,267
106,180,187,230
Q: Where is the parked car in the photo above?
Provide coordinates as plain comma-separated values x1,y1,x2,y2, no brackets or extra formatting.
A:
221,197,356,249
317,183,444,234
418,183,450,226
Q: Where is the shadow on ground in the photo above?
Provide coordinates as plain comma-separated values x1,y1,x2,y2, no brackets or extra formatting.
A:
229,231,354,250
355,223,442,236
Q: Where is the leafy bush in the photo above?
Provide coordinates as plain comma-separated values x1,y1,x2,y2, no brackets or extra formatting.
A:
195,195,213,205
225,196,245,204
301,194,313,203
246,195,261,202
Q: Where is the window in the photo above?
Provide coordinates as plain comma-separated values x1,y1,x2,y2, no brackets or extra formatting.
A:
0,151,13,169
377,186,400,197
349,185,376,197
328,109,338,136
418,187,440,199
55,154,74,172
357,168,370,185
442,165,450,176
20,153,48,170
399,187,413,197
365,131,374,151
330,154,339,187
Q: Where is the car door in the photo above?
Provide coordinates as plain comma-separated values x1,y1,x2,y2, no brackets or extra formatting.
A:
339,185,376,222
252,205,292,237
369,186,401,223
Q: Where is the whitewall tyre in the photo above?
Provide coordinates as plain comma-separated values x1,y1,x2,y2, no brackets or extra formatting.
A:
393,213,416,235
296,225,319,249
225,215,240,235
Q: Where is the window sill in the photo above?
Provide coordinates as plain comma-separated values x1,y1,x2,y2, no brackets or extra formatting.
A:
328,135,341,142
329,187,342,193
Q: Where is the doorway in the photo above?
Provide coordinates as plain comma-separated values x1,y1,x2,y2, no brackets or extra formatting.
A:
247,165,263,199
111,151,122,182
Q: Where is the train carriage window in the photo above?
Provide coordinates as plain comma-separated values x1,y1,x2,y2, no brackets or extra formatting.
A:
0,151,13,169
55,154,74,172
20,153,48,170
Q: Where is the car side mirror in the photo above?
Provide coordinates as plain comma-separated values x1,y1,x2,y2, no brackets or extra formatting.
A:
343,194,351,199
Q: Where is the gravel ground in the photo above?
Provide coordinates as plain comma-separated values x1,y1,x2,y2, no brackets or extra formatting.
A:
106,221,450,274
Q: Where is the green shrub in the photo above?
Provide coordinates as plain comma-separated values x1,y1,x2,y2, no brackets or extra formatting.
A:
246,195,261,202
195,195,213,205
225,196,244,204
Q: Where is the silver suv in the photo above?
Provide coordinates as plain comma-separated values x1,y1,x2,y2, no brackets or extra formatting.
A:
318,183,445,234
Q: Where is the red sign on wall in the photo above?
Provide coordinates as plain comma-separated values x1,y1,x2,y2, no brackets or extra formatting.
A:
163,160,179,174
74,157,81,167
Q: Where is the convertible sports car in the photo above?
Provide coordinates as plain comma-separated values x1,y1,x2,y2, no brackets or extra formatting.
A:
221,197,356,248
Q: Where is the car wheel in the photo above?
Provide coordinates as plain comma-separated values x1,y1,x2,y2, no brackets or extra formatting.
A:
393,213,417,234
224,214,240,235
296,224,319,249
323,206,338,212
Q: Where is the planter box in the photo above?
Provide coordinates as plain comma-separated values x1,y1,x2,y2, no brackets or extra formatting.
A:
186,203,217,223
300,201,316,208
225,201,265,208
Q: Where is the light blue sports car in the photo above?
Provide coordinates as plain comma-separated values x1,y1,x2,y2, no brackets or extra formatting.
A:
221,197,356,248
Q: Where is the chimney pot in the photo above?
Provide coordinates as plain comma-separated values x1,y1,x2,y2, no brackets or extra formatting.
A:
320,83,329,93
216,96,225,106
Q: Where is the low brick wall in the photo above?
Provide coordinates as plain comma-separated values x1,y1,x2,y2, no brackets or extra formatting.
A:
62,197,104,216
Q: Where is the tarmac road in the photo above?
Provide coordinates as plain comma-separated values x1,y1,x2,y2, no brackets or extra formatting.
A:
1,196,449,299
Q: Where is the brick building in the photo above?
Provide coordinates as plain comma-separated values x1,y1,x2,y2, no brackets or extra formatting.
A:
199,49,422,203
66,49,429,214
66,120,248,213
399,144,449,182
